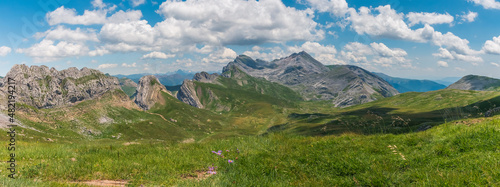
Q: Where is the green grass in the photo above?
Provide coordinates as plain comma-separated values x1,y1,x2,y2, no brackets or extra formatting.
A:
1,116,498,186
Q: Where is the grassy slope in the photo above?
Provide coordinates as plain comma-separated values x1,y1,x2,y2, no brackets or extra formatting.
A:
273,89,500,136
0,116,498,186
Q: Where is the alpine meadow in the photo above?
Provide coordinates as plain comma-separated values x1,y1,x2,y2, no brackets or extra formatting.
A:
1,0,500,186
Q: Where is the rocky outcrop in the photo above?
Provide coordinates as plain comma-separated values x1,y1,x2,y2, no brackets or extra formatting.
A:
222,51,399,107
176,80,203,108
134,75,171,110
0,64,121,109
446,75,500,91
193,72,220,84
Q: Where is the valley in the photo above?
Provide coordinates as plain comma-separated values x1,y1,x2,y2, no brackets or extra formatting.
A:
0,52,499,186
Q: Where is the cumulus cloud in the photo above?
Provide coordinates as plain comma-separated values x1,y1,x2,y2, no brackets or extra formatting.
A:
288,41,340,64
459,11,478,22
202,47,238,64
97,63,118,69
122,63,137,67
0,46,12,56
406,12,454,26
482,35,500,54
156,0,323,45
433,48,483,62
16,39,89,62
468,0,500,9
46,6,107,25
337,42,410,67
301,0,350,17
34,26,99,42
91,0,106,9
437,61,449,67
141,51,175,59
131,0,146,7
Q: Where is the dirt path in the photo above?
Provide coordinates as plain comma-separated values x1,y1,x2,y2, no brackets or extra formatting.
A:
71,180,127,186
146,111,169,122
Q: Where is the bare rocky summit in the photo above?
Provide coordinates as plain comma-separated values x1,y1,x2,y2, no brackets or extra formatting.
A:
0,64,121,109
176,79,204,108
134,75,172,110
222,51,399,107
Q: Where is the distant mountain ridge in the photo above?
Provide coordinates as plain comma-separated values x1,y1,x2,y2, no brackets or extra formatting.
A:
114,69,197,86
223,51,399,107
372,72,446,93
447,75,500,91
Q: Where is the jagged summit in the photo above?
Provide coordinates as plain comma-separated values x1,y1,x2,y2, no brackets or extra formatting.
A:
221,52,398,107
1,64,121,109
134,75,172,110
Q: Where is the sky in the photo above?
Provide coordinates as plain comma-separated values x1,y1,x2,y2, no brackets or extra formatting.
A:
1,0,500,79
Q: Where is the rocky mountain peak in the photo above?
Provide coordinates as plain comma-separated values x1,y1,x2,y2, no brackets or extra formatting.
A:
1,64,121,109
193,72,220,84
134,75,172,110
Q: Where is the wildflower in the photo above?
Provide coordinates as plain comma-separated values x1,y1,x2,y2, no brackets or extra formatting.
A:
228,159,234,163
226,150,229,152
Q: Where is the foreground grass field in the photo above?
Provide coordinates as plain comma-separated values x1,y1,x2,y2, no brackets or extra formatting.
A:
1,115,498,186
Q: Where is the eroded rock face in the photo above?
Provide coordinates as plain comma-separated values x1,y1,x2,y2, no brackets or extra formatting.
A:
176,80,203,108
134,75,171,110
0,64,121,109
222,51,399,107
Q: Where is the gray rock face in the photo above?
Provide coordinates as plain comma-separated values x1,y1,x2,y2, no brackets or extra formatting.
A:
176,80,203,108
134,75,171,110
0,64,121,109
446,75,500,91
193,72,220,84
223,51,399,107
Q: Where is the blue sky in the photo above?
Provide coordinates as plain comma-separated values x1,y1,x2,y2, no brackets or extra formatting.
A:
1,0,500,79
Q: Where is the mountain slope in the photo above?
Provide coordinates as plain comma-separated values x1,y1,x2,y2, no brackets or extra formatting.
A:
373,72,446,93
447,75,500,91
225,52,399,107
134,75,172,110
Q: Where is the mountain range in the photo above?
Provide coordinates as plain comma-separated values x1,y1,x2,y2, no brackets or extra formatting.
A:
373,72,446,93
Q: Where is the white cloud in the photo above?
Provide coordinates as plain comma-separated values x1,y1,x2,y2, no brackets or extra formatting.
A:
34,26,99,42
455,67,465,71
337,42,410,67
348,5,426,42
46,6,107,25
122,63,137,67
437,61,449,67
406,12,454,26
288,41,339,64
433,48,483,62
243,46,288,61
157,0,323,45
370,42,407,57
491,62,500,67
97,63,118,69
107,10,143,23
89,47,110,56
459,11,478,22
16,39,89,62
100,20,155,46
0,46,12,56
483,35,500,54
131,0,146,7
141,51,175,59
91,0,106,9
301,0,350,17
468,0,500,9
202,47,238,64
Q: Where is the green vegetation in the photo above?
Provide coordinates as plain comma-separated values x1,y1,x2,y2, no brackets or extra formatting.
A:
1,116,498,186
2,73,500,186
120,86,136,97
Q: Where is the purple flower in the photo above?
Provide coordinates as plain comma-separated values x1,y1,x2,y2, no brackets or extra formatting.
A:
228,159,234,163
